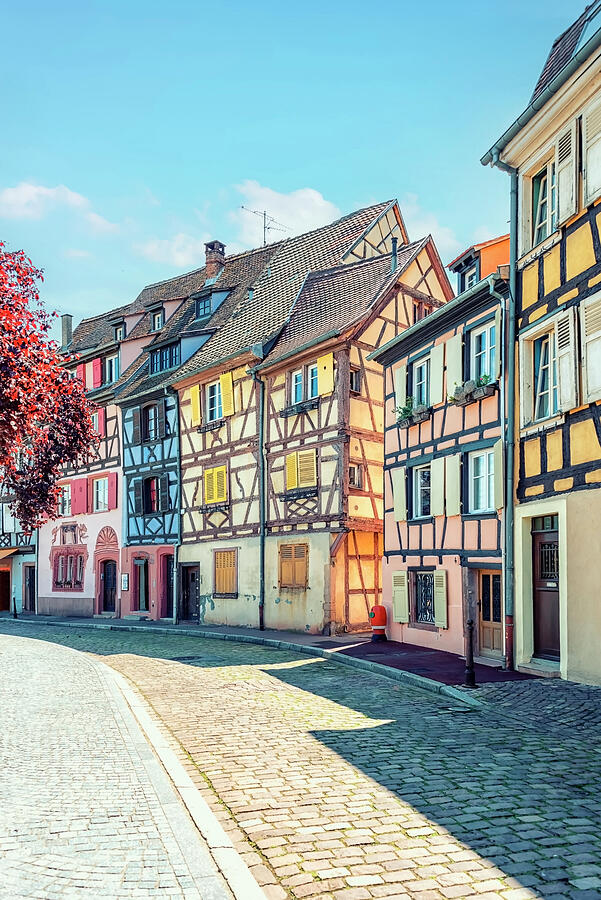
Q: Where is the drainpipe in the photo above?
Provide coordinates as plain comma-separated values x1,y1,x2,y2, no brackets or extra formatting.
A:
391,237,398,273
169,387,182,625
252,371,266,630
491,151,518,670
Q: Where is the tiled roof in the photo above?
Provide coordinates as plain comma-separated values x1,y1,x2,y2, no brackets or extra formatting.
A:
531,3,600,101
68,300,141,355
174,201,393,381
262,239,428,366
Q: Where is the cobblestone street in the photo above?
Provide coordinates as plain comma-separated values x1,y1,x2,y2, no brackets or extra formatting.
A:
2,622,601,900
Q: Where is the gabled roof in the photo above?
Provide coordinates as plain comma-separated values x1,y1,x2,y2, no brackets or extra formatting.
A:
260,239,429,367
447,234,510,271
67,300,142,355
532,3,600,101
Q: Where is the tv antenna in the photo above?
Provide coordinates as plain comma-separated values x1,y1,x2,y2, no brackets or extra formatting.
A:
240,207,290,246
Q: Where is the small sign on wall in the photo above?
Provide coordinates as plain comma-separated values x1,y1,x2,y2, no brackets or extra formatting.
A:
121,573,129,592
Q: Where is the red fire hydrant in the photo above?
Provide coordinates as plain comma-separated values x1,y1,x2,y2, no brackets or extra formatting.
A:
369,604,387,642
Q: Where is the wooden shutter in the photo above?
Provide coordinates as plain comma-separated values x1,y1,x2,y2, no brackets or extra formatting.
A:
298,449,317,487
76,363,86,386
279,544,294,587
556,121,577,224
220,372,235,416
433,570,448,629
190,384,202,427
317,352,334,396
215,550,237,595
555,307,578,411
70,478,87,515
519,335,534,427
215,465,227,502
391,467,406,521
581,292,601,402
159,475,170,511
445,454,461,517
494,305,502,380
155,400,166,439
92,357,103,388
285,453,298,490
132,407,141,445
429,344,444,406
583,99,601,206
394,364,406,409
204,468,216,504
430,456,445,517
107,472,118,511
493,439,504,510
391,572,409,623
445,333,463,396
293,544,308,588
96,407,106,437
133,479,143,515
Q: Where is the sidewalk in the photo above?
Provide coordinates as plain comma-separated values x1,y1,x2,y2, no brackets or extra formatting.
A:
5,612,530,687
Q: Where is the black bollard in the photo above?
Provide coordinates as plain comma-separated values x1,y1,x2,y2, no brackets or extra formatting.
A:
12,595,18,620
464,618,476,688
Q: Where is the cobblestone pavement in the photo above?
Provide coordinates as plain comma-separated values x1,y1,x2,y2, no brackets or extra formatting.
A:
472,680,601,735
2,622,601,900
0,631,232,899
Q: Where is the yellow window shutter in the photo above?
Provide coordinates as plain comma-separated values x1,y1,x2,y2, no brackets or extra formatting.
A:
391,572,409,623
204,468,215,504
298,449,317,487
493,439,504,510
317,352,334,396
215,465,227,502
279,544,294,587
433,570,448,628
286,452,298,490
391,467,406,521
294,544,308,588
190,384,202,427
220,372,235,416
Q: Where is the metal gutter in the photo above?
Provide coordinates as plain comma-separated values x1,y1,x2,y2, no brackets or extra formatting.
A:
481,28,601,166
251,371,266,631
168,385,182,625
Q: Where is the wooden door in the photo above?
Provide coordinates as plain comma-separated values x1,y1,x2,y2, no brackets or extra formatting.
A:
479,570,503,657
24,566,35,612
162,556,174,618
0,570,10,612
533,531,560,659
181,566,200,621
102,560,117,612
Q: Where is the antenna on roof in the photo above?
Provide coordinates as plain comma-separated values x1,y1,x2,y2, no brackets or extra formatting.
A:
240,207,290,246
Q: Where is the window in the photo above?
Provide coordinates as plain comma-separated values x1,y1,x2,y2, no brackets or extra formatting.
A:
53,551,84,590
291,369,303,404
533,332,559,421
206,380,223,422
465,267,478,290
150,343,180,373
76,555,84,585
285,449,317,490
413,357,430,407
214,550,238,597
151,310,164,331
134,559,149,611
104,354,120,384
143,477,159,514
532,514,559,532
57,556,65,584
91,411,99,433
204,465,227,504
349,464,363,489
93,477,109,512
58,484,71,517
196,296,211,319
350,368,362,393
471,321,496,381
114,323,125,341
414,571,435,624
308,364,319,399
532,162,557,246
412,465,431,519
142,404,159,441
279,543,308,589
469,450,495,513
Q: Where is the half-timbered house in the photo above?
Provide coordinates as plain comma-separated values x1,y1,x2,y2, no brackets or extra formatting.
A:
0,502,35,615
372,271,509,660
482,3,601,684
173,201,453,632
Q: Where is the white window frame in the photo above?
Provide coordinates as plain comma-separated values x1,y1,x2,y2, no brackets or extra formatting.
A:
519,308,578,428
91,411,99,433
115,324,125,341
308,364,319,399
533,331,559,422
104,354,119,384
206,380,223,422
291,369,303,404
58,484,71,517
470,321,496,382
151,310,164,331
468,450,495,513
465,267,478,290
413,356,430,407
349,464,364,490
412,464,431,519
531,160,557,247
93,476,109,513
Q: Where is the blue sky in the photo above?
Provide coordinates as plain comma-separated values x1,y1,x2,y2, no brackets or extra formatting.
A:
2,0,586,330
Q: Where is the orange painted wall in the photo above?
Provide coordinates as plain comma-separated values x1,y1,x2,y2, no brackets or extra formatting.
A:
479,236,510,279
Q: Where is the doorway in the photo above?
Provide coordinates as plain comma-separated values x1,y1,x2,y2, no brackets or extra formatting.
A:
101,560,117,613
134,559,149,612
162,555,174,619
532,516,560,660
181,565,200,621
478,570,503,658
0,569,10,612
23,565,35,612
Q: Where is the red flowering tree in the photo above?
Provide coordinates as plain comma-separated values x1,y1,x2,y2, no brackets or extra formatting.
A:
0,242,97,532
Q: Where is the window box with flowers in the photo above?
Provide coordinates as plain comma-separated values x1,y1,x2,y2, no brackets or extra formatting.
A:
396,397,432,429
449,375,498,407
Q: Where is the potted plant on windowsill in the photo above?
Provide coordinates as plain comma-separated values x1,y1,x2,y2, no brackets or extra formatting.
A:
412,403,430,423
471,374,497,399
449,376,497,406
396,397,431,427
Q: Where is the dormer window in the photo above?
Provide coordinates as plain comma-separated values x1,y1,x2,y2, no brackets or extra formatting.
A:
196,295,211,319
465,267,478,290
151,310,164,332
104,354,120,384
150,343,180,374
114,323,125,341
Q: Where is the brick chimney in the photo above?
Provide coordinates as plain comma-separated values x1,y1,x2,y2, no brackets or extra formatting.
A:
61,313,73,347
205,240,226,279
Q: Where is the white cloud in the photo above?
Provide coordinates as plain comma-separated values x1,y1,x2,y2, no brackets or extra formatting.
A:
230,180,341,248
136,232,211,267
399,192,462,262
0,182,87,219
85,211,119,233
64,248,92,259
